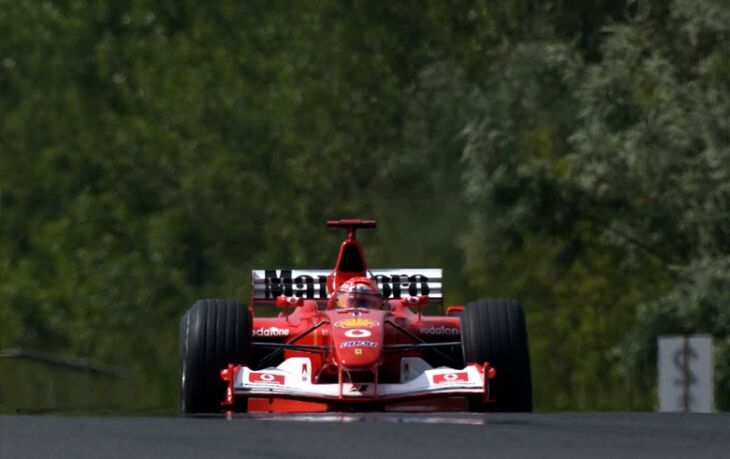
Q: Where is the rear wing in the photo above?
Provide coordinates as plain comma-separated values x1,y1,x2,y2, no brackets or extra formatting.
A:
251,269,442,306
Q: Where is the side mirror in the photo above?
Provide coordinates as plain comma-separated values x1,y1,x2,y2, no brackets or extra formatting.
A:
400,295,429,307
401,295,429,320
276,296,304,308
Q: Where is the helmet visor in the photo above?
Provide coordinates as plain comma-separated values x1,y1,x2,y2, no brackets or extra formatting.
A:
336,285,382,309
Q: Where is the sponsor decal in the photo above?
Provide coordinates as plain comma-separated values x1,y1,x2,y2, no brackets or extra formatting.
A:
262,270,431,299
432,372,469,385
339,341,377,348
335,318,380,328
263,270,327,299
350,384,368,392
373,274,431,299
344,329,372,338
354,349,363,355
249,372,285,385
418,326,460,336
253,327,290,337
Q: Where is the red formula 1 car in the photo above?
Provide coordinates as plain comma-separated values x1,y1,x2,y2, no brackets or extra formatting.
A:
179,220,532,413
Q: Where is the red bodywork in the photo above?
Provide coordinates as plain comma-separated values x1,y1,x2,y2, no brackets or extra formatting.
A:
221,220,494,412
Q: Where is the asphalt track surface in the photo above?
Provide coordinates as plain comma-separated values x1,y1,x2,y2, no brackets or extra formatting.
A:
1,412,728,459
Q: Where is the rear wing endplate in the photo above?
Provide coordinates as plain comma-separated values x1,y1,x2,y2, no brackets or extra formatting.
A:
251,269,442,306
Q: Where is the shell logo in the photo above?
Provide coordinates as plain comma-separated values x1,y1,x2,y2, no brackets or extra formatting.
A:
335,318,380,328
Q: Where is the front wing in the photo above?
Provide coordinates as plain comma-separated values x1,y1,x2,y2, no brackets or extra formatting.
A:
221,358,493,410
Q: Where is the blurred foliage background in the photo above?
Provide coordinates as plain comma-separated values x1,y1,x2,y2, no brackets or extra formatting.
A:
1,0,728,411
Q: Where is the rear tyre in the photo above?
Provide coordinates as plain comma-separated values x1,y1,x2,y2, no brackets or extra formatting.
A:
461,299,532,412
179,299,252,413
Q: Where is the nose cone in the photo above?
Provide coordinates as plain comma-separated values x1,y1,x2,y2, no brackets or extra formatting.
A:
326,309,385,369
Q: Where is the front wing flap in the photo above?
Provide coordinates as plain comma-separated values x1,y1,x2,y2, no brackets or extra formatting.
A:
221,358,490,404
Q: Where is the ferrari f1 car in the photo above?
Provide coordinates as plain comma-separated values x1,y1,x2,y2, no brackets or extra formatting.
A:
179,219,532,413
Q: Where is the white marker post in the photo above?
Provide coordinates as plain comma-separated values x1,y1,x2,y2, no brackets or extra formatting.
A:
658,335,714,413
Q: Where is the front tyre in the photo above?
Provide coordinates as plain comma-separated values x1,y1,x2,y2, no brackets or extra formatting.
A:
179,299,252,413
461,299,532,412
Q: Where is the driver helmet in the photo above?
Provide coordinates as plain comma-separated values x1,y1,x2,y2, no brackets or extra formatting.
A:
335,277,383,309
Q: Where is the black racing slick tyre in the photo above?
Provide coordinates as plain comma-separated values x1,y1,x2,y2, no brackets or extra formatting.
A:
461,299,532,412
179,299,252,414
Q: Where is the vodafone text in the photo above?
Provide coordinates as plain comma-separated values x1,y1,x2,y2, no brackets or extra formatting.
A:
252,327,290,337
418,326,459,336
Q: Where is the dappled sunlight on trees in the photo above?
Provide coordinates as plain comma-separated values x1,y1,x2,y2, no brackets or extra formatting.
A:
1,0,727,410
